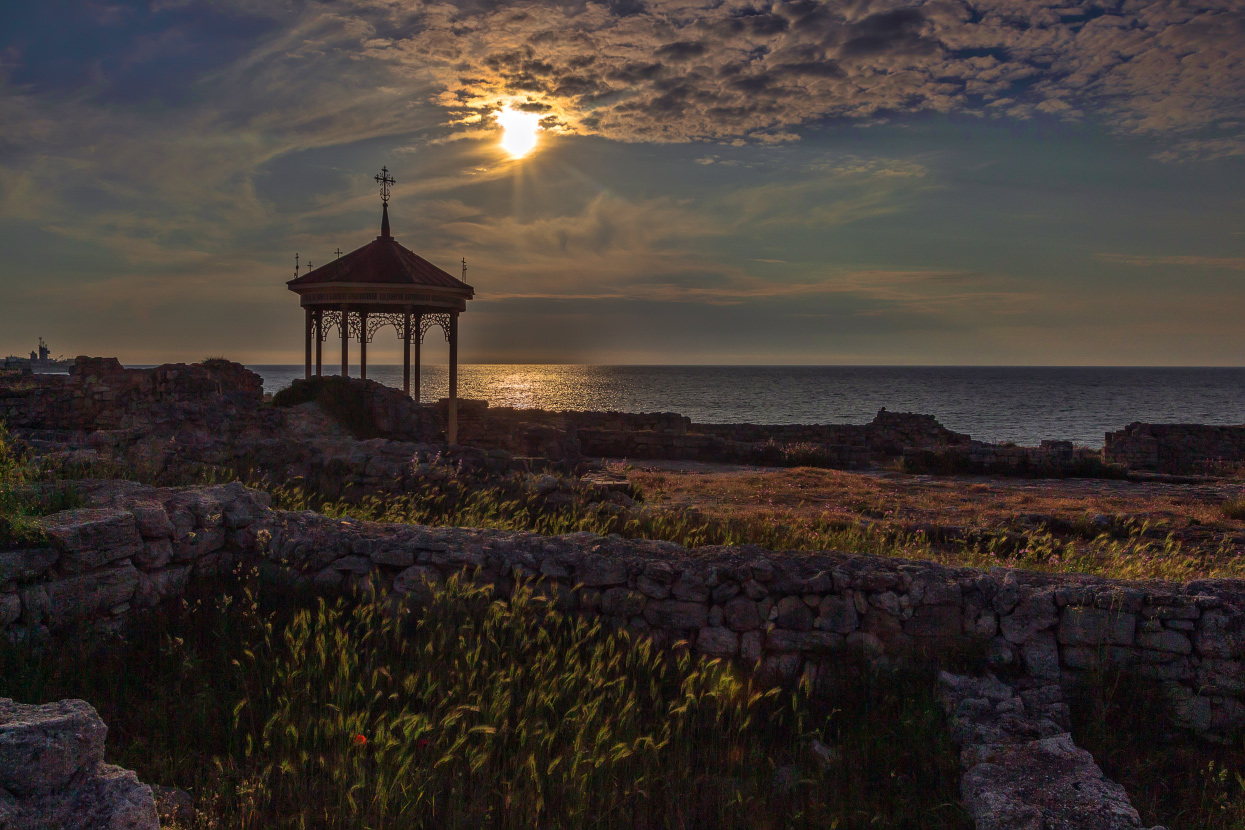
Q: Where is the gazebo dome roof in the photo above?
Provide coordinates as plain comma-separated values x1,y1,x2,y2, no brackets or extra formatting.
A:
286,204,473,296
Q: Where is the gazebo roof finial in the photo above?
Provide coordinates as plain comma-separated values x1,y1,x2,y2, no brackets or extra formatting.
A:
375,166,395,239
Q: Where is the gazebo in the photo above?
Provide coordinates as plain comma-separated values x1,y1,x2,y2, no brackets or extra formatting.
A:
287,168,474,443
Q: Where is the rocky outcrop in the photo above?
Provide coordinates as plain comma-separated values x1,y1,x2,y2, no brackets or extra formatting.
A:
938,673,1162,830
0,697,158,830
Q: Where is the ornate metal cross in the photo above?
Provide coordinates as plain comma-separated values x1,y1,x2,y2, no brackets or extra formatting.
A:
335,248,343,259
374,166,395,204
294,252,299,276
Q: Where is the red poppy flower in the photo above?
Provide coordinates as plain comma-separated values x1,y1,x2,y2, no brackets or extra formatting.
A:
353,734,367,746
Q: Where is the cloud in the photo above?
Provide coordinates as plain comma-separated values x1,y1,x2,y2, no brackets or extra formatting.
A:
355,0,1245,151
1097,253,1245,270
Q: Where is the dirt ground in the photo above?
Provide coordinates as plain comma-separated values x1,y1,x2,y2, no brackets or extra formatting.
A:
616,460,1245,555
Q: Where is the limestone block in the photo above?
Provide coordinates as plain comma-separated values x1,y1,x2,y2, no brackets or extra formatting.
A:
129,503,175,539
577,555,628,587
39,509,143,572
904,604,963,641
135,538,173,569
1211,697,1245,732
643,600,708,630
696,627,739,658
1196,611,1239,659
0,698,106,795
816,595,858,634
1058,607,1137,648
329,556,373,574
1198,660,1245,694
868,590,902,617
775,596,814,631
369,546,415,569
642,561,676,584
0,698,158,830
0,548,58,583
0,593,20,627
766,630,844,653
45,566,139,630
19,584,49,626
741,630,764,664
999,591,1058,645
1062,646,1099,671
1135,630,1192,655
539,558,570,579
601,588,646,618
1021,632,1061,681
636,575,670,599
761,652,802,681
723,597,761,632
670,572,710,602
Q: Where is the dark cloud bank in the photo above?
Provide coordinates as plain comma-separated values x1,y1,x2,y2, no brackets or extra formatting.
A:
371,0,1245,157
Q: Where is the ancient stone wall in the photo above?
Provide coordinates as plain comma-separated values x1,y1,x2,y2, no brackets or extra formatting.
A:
0,356,265,437
5,481,1245,743
903,439,1113,477
445,400,974,468
1105,422,1245,475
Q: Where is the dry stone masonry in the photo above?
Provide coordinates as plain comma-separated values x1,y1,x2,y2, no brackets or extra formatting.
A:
938,673,1161,830
3,480,1245,746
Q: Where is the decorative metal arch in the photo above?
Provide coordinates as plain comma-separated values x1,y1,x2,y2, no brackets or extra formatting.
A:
364,312,407,343
419,313,452,343
318,310,342,341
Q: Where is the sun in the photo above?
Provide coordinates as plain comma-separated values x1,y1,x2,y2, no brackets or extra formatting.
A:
496,106,542,159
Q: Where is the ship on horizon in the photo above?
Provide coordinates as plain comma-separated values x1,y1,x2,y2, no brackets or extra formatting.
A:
1,337,73,373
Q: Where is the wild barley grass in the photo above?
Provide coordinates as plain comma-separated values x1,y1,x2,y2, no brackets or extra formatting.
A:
0,420,83,546
0,573,968,829
1070,666,1245,828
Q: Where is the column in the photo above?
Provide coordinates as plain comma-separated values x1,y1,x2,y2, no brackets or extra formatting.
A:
413,313,422,405
304,307,312,380
315,310,323,377
359,311,369,381
448,312,459,444
340,307,349,378
402,311,411,396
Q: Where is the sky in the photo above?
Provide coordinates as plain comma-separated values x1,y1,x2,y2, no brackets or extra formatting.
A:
0,0,1243,366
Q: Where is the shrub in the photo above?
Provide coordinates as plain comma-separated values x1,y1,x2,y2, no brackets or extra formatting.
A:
1223,498,1245,521
198,357,236,371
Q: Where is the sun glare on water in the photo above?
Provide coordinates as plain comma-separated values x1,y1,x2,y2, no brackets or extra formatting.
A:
496,107,542,158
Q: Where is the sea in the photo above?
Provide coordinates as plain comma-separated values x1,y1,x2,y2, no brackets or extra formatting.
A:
244,365,1245,449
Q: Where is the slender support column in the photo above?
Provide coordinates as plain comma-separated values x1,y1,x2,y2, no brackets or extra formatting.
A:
359,311,369,381
413,313,422,405
304,307,312,380
341,308,349,378
315,310,322,377
402,311,411,396
448,312,459,445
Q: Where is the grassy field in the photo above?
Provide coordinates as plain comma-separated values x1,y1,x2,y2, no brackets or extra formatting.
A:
0,572,969,829
260,474,1245,583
